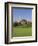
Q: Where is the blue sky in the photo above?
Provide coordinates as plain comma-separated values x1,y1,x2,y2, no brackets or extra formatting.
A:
12,7,32,22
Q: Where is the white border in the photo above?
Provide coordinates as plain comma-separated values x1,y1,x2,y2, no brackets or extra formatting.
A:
8,3,36,42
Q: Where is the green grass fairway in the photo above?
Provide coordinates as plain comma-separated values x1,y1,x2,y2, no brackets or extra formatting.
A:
12,26,32,37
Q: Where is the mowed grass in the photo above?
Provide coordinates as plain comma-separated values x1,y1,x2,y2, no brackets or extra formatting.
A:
12,25,32,37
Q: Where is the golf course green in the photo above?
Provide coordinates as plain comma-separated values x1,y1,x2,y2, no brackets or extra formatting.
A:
12,25,32,37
